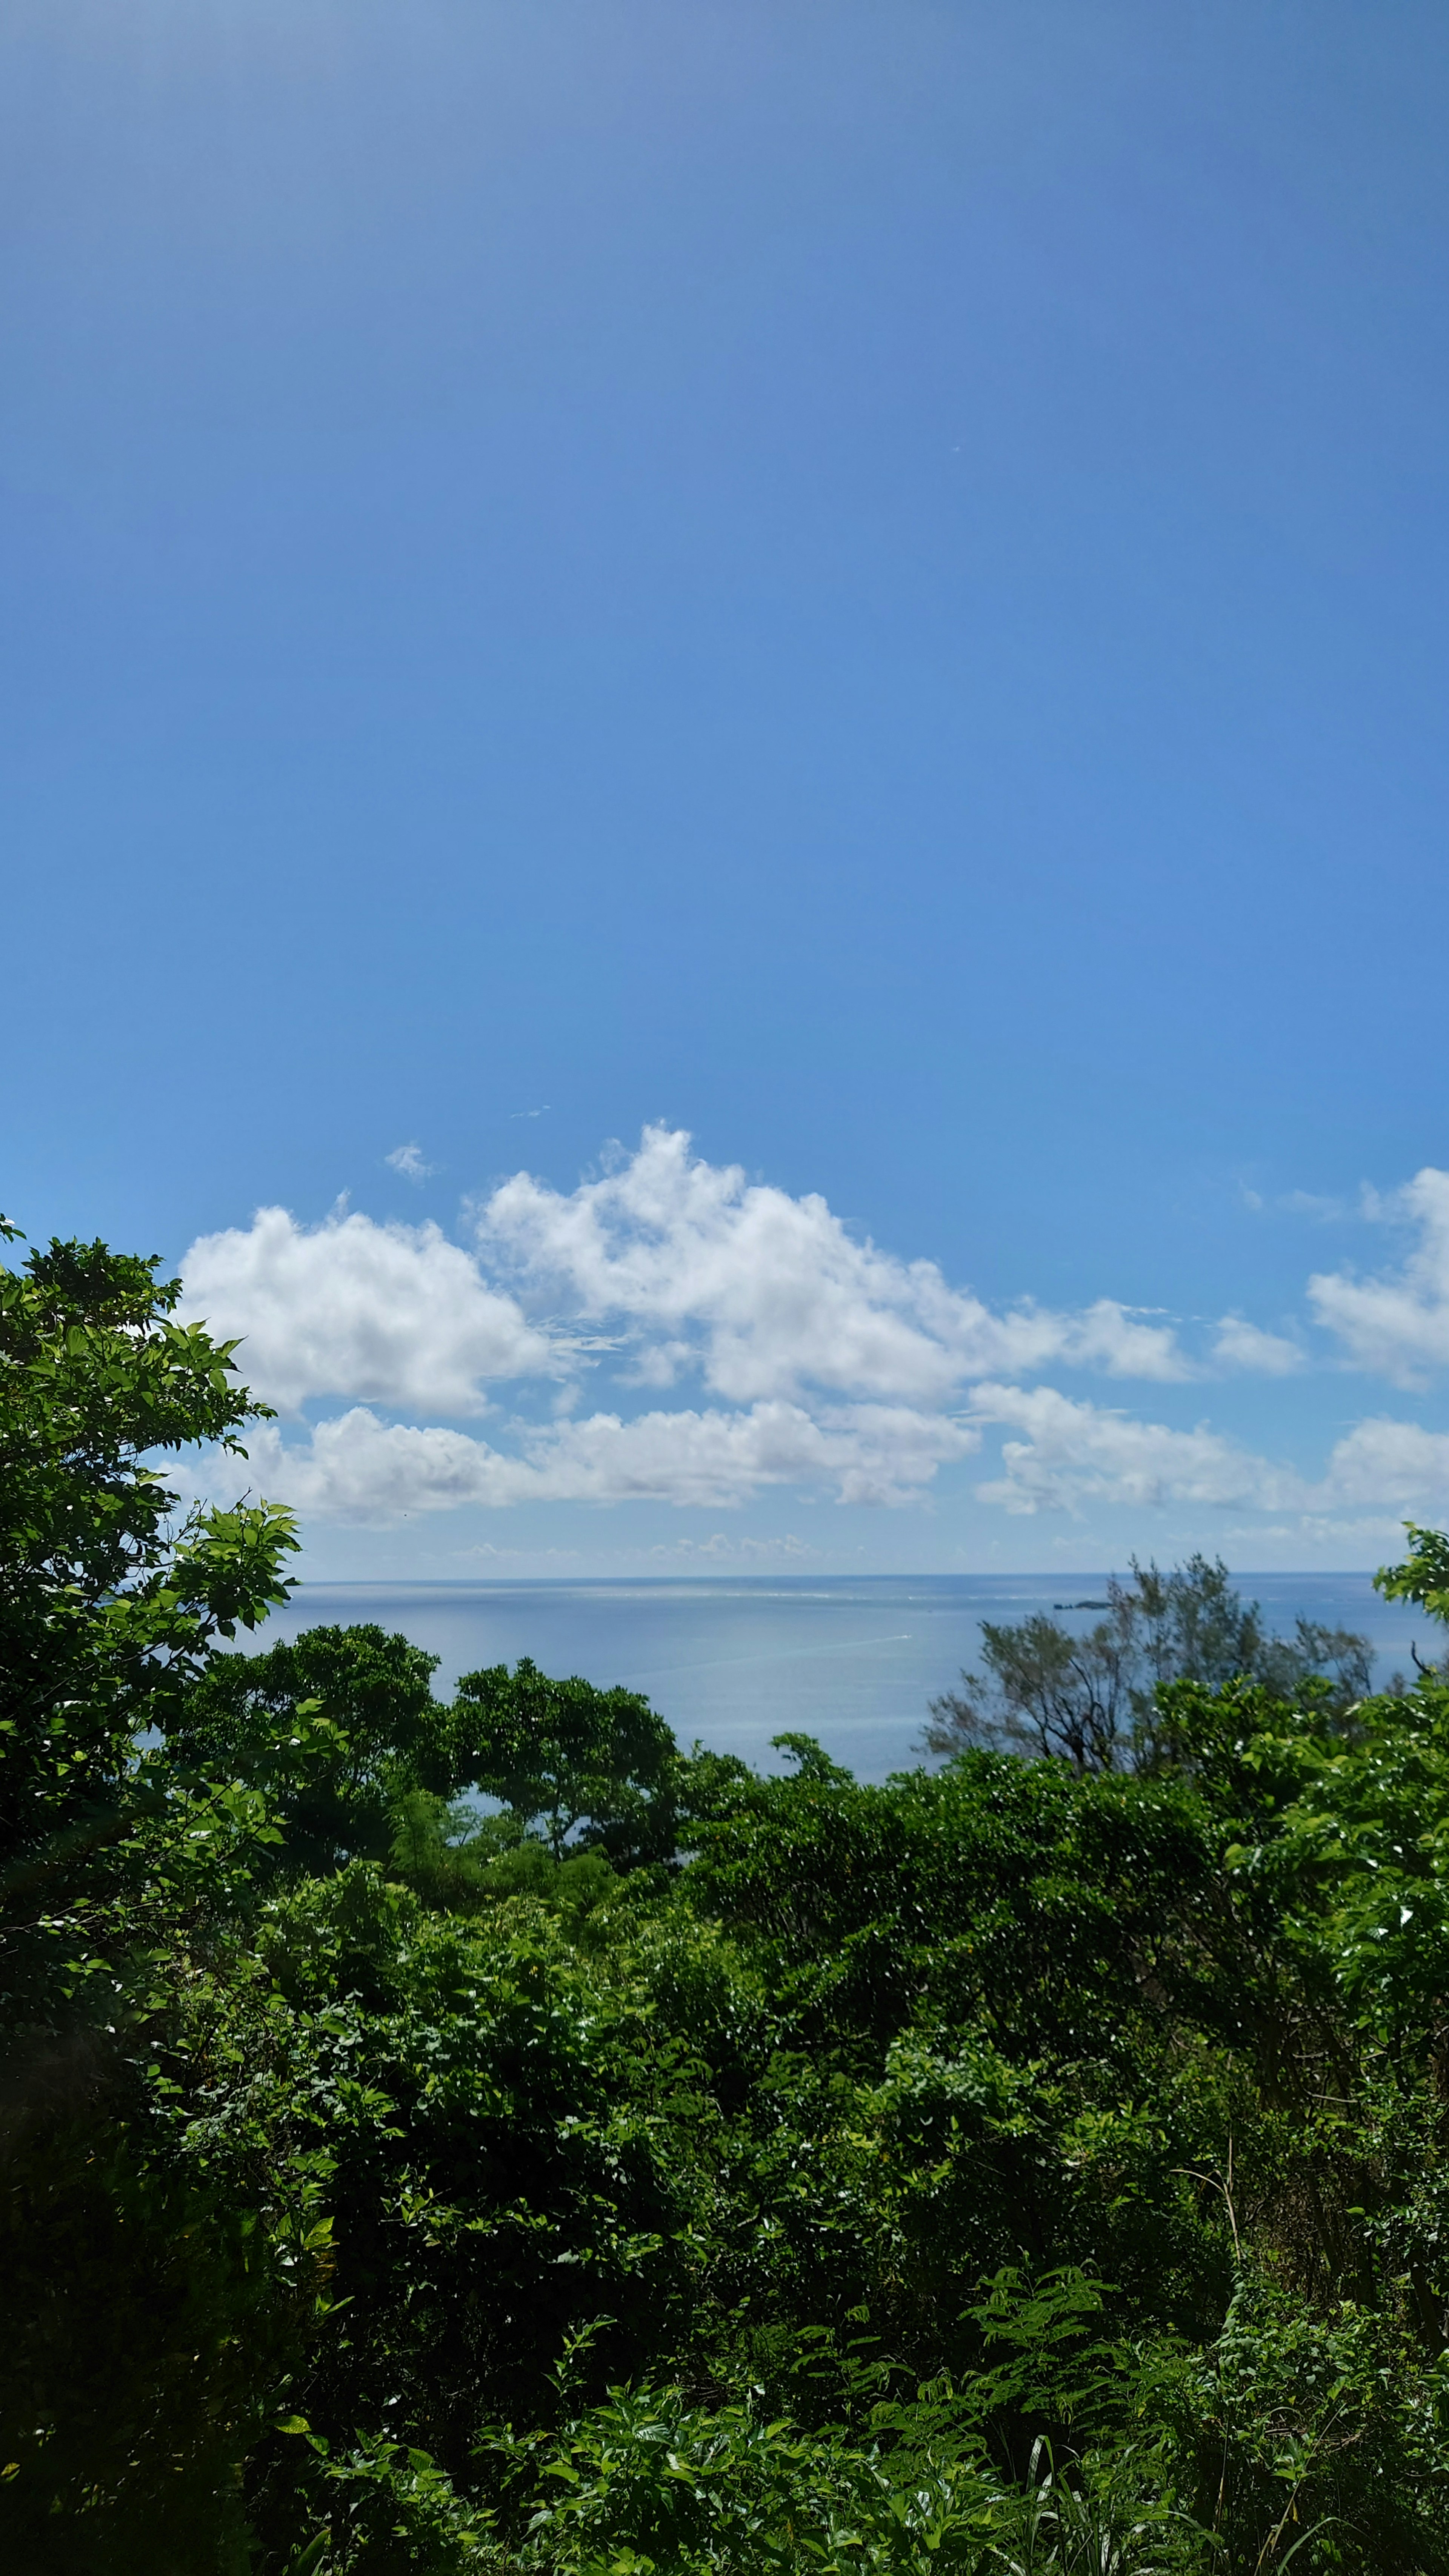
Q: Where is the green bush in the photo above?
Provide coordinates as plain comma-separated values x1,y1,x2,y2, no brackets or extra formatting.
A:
14,1215,1449,2570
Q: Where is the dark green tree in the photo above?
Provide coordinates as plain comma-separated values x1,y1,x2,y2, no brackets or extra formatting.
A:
449,1655,678,1859
0,1220,297,1894
16,1198,1449,2576
166,1622,451,1876
770,1729,854,1784
0,1218,301,2576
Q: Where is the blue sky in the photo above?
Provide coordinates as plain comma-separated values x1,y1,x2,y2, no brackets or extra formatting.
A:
6,0,1449,1575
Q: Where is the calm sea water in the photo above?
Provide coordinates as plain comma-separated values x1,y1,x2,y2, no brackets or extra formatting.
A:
252,1574,1430,1782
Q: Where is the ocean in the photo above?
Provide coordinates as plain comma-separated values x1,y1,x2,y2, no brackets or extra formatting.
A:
252,1572,1430,1782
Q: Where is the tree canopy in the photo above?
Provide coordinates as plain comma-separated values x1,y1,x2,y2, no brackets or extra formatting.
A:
9,1210,1449,2576
449,1654,680,1859
165,1623,451,1876
0,1220,297,1884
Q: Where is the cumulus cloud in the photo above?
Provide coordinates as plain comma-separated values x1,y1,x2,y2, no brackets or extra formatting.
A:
179,1206,560,1416
969,1384,1304,1517
195,1398,977,1523
1065,1303,1191,1378
208,1388,1449,1531
966,1383,1449,1524
174,1131,1449,1535
1318,1415,1449,1510
386,1142,435,1182
181,1130,1307,1455
479,1124,1193,1402
1309,1168,1449,1385
226,1412,524,1521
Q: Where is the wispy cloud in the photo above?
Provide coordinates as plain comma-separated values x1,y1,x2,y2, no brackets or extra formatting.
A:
646,1532,819,1563
385,1142,436,1182
1240,1184,1356,1222
1211,1315,1304,1375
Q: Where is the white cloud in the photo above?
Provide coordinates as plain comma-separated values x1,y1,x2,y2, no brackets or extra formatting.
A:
181,1132,1314,1483
386,1141,435,1182
517,1400,976,1508
237,1412,525,1521
1051,1300,1191,1379
969,1383,1303,1517
965,1382,1449,1526
1310,1168,1449,1385
455,1533,818,1567
1211,1315,1304,1375
1319,1415,1449,1510
479,1124,1193,1402
179,1206,560,1416
191,1397,978,1524
173,1135,1449,1543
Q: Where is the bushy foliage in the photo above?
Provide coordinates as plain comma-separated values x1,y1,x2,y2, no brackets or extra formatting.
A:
0,1219,301,2573
12,1214,1449,2572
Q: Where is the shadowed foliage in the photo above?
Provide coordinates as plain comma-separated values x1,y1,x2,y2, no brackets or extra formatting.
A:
9,1212,1449,2574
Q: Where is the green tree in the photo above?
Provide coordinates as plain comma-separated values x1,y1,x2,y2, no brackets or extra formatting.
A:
166,1622,451,1876
771,1729,854,1784
16,1200,1449,2576
0,1218,301,2575
0,1216,297,1914
449,1655,678,1859
1376,1519,1449,1622
923,1555,1372,1773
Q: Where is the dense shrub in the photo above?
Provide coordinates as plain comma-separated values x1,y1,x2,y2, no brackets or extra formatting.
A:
10,1220,1449,2571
